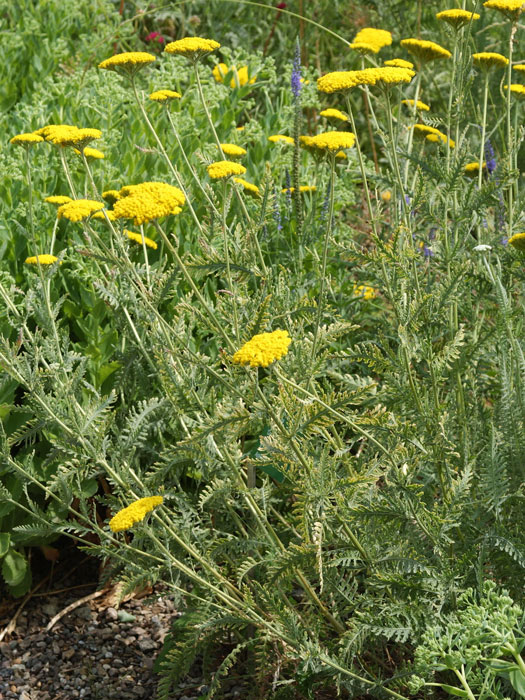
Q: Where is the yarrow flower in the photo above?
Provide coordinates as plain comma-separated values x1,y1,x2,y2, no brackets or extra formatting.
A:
164,37,220,60
317,67,414,93
102,190,121,204
426,132,455,148
353,284,378,300
350,27,392,54
91,209,117,222
212,63,255,87
514,64,525,73
472,52,509,69
233,177,260,196
114,182,185,225
268,134,295,144
218,143,247,158
371,66,415,86
464,161,486,175
483,0,524,19
401,38,451,63
109,496,163,533
281,185,317,193
436,9,480,27
57,199,105,222
36,125,102,149
232,329,291,368
75,147,104,159
149,89,182,101
384,58,414,69
302,131,356,153
412,124,455,148
10,133,44,146
402,99,430,111
44,195,72,205
320,108,348,121
98,52,156,74
207,161,246,179
124,229,158,250
25,255,61,265
508,233,525,251
504,84,525,98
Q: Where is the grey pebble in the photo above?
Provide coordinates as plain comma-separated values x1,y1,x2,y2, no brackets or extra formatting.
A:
106,607,118,620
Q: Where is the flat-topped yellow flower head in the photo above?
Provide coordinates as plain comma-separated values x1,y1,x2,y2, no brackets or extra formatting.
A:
412,124,441,137
25,254,61,266
317,69,378,94
99,51,156,76
233,177,260,196
10,133,44,147
91,209,117,222
401,38,451,63
508,233,525,251
483,0,524,19
436,9,480,27
281,185,317,193
57,199,105,222
212,63,256,87
102,190,121,204
268,134,294,144
304,131,356,153
472,52,509,69
233,329,291,368
149,89,182,101
464,161,486,175
350,28,392,54
353,284,378,300
44,195,73,205
207,161,246,179
504,84,525,98
164,37,220,61
384,58,414,69
124,229,158,250
426,132,455,148
114,182,185,225
320,108,348,122
109,496,163,533
218,143,247,158
369,66,415,86
75,146,104,159
38,125,102,149
402,99,430,111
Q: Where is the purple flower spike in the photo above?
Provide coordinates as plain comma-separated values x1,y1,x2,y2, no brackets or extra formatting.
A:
484,139,497,175
291,42,302,100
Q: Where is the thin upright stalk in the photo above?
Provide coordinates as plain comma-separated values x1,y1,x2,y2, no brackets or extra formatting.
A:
221,181,240,342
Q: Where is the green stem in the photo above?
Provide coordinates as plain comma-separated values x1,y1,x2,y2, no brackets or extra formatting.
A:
222,180,240,342
403,70,422,189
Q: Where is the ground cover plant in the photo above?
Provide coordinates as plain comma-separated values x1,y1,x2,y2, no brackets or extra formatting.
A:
0,0,524,698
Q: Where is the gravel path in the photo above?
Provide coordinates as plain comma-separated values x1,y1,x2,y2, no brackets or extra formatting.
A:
0,554,209,700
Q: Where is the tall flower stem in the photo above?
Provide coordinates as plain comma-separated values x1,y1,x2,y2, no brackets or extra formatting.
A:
153,221,236,352
402,69,422,189
506,21,516,241
130,78,205,237
222,180,240,342
478,72,490,192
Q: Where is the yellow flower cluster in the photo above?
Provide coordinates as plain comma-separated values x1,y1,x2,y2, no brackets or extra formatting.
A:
10,133,44,146
109,496,164,533
212,63,256,87
505,84,525,97
124,229,158,250
92,209,117,222
219,143,247,158
102,190,121,204
233,177,260,196
353,284,378,300
483,0,524,18
320,108,348,121
464,161,486,175
164,37,220,58
384,58,414,69
401,38,451,62
436,9,480,27
25,255,61,266
301,131,356,153
350,27,392,54
114,182,185,225
281,186,317,193
412,124,455,148
472,52,509,69
402,99,430,111
57,199,105,222
36,125,102,148
44,195,72,205
232,330,291,368
149,89,182,101
317,67,414,94
268,134,294,144
207,161,247,179
515,65,525,72
508,233,525,251
99,52,156,71
75,147,104,159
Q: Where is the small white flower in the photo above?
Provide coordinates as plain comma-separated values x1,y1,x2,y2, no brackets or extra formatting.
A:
473,244,492,252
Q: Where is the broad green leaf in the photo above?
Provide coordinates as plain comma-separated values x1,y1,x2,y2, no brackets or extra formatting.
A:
0,533,10,557
508,669,525,698
2,548,28,586
440,684,468,697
